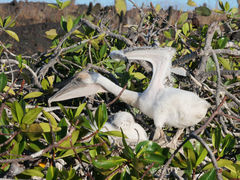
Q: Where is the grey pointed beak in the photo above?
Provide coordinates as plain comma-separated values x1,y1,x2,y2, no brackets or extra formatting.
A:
48,80,88,104
48,76,106,105
109,50,128,62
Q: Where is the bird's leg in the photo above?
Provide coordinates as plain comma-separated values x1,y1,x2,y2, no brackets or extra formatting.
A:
163,128,184,149
171,128,184,146
153,127,168,145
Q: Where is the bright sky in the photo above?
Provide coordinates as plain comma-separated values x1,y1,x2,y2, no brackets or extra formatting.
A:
0,0,238,10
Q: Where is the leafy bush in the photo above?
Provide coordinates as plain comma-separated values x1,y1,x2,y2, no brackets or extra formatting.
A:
0,0,240,179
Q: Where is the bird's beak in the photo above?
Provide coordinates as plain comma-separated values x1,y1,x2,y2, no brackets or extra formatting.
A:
109,50,128,62
48,77,106,105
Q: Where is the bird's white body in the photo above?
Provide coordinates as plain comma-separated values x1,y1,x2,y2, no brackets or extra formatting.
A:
49,47,210,146
101,112,148,144
87,111,148,145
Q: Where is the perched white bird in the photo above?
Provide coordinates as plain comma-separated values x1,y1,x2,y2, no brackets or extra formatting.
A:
49,47,210,148
100,111,148,145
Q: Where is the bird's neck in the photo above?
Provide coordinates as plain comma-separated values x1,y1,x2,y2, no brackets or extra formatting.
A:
94,73,140,108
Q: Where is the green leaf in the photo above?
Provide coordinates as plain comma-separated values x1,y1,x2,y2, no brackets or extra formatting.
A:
22,108,42,124
0,16,3,27
57,148,84,159
172,152,188,168
102,130,124,137
56,0,61,5
91,39,99,50
93,156,127,169
10,139,19,158
225,2,230,11
219,0,224,10
21,123,42,141
203,159,233,170
164,31,172,39
136,141,163,157
45,29,58,40
95,103,108,129
199,169,216,180
47,4,58,9
46,166,58,180
11,101,24,123
214,9,224,14
230,7,238,14
195,6,211,16
0,108,8,127
177,12,188,25
81,116,93,130
220,134,235,157
186,148,196,166
42,111,58,127
223,163,240,178
3,16,11,27
39,123,61,132
167,40,174,47
16,54,23,69
0,72,7,92
73,15,83,27
24,92,43,99
99,43,107,59
61,0,71,9
41,78,49,90
67,17,73,32
60,16,67,32
132,72,146,80
143,153,167,165
196,148,208,166
212,126,221,151
182,22,189,35
187,0,197,7
5,30,19,42
58,130,79,149
155,4,161,12
217,37,228,49
3,86,15,95
218,56,231,70
21,123,43,133
21,169,44,177
115,0,127,16
74,103,86,118
121,129,135,159
64,43,85,53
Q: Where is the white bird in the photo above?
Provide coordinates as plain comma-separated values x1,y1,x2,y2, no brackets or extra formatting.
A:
49,47,210,148
99,111,148,145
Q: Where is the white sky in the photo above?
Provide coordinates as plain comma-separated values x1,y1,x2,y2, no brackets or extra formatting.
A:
0,0,238,10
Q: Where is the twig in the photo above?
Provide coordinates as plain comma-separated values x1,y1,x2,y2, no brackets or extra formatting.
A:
219,112,240,122
194,96,227,135
212,51,222,106
197,22,220,75
190,134,223,180
141,162,155,179
0,131,19,148
159,96,227,179
0,59,41,88
107,83,128,107
0,127,75,163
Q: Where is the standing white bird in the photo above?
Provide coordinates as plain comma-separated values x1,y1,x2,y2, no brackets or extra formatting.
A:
49,47,210,148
